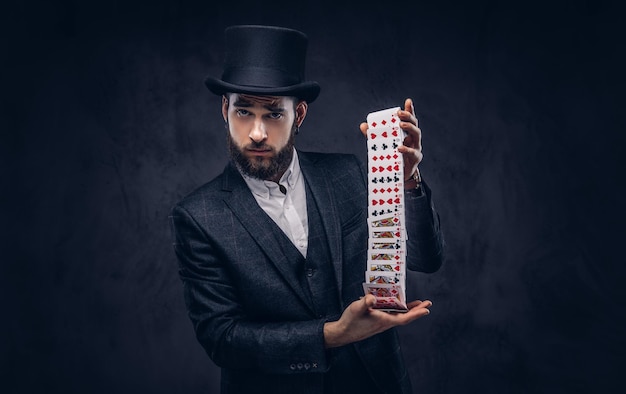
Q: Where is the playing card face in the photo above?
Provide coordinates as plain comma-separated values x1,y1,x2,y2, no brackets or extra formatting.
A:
368,238,405,250
369,162,402,176
366,107,401,130
362,282,402,298
368,262,403,272
365,270,403,284
362,283,408,312
367,137,404,155
367,132,403,149
368,195,403,209
368,212,402,228
367,144,404,174
369,152,401,163
368,185,403,202
369,226,403,239
368,181,404,211
368,174,402,185
368,206,402,218
371,297,408,312
368,251,401,261
367,251,405,274
368,181,403,194
367,128,404,141
368,249,405,263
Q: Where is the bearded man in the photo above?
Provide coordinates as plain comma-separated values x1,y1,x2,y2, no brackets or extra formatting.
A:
170,25,444,394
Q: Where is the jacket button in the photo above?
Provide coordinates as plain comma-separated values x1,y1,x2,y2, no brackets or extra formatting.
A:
304,363,311,370
297,363,303,370
290,364,296,370
306,269,314,277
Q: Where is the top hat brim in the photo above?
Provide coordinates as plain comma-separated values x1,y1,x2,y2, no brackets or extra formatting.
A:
205,77,320,103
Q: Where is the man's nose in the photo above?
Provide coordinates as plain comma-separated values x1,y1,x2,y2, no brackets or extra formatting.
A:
249,119,267,143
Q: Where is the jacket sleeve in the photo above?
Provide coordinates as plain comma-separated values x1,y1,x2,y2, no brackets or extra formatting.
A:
169,204,330,374
404,178,445,273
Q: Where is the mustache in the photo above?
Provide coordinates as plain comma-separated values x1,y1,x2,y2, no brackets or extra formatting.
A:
244,142,274,150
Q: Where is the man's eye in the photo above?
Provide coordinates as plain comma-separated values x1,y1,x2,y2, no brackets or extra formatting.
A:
268,112,283,119
236,109,250,116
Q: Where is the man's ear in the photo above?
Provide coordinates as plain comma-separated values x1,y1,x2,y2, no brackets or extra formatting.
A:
221,95,229,122
295,100,308,127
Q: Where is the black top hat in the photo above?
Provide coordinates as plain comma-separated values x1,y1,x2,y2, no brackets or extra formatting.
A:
205,25,320,103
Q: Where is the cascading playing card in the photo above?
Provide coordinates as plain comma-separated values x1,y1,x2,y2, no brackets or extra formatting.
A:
362,106,409,312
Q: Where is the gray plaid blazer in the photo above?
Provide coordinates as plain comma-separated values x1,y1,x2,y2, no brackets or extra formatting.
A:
170,150,444,394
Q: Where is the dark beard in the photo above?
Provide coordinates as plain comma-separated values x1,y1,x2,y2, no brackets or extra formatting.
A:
228,130,295,181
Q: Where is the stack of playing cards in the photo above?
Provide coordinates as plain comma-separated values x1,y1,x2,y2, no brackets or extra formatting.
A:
362,107,409,312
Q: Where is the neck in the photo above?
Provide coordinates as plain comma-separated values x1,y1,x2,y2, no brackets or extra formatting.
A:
266,157,291,183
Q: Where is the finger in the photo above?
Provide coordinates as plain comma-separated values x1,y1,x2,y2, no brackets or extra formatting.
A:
407,299,432,309
404,98,413,115
399,126,422,152
381,300,432,318
402,306,431,322
398,300,432,319
398,99,418,127
379,306,430,327
398,144,423,158
397,145,423,166
406,299,425,308
402,302,432,319
406,98,418,129
369,303,430,327
397,114,420,146
398,112,417,128
359,122,368,137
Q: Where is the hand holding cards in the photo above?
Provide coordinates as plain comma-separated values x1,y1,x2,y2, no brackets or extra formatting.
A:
362,107,409,312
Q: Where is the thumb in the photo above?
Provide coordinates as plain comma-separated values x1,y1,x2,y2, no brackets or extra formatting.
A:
362,294,377,309
359,122,368,137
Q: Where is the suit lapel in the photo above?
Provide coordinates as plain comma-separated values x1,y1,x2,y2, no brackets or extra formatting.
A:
298,152,344,302
221,163,316,314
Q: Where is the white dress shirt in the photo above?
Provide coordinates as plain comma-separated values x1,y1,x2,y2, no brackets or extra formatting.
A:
241,149,309,257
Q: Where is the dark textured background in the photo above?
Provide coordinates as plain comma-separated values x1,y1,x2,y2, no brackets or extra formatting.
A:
2,1,625,393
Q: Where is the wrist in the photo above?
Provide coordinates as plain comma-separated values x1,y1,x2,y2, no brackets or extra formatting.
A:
323,321,344,348
404,169,421,190
324,321,339,349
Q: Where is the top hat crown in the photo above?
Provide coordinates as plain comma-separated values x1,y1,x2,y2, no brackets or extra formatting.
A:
205,25,320,103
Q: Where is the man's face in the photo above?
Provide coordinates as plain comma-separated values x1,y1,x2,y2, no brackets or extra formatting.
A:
223,93,307,181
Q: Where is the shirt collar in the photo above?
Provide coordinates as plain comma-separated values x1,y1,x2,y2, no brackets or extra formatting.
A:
240,149,302,199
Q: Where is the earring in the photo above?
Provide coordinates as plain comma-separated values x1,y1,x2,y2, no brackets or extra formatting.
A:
295,125,300,135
